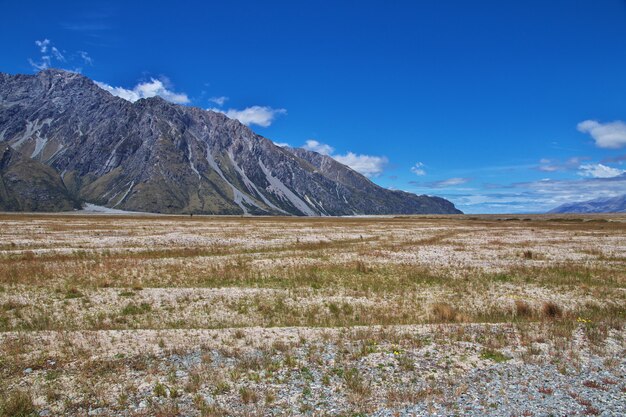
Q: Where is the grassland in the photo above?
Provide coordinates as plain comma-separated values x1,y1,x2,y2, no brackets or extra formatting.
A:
0,213,624,416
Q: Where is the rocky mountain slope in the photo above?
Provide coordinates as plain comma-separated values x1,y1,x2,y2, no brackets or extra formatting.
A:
0,143,78,211
0,69,461,215
549,191,626,214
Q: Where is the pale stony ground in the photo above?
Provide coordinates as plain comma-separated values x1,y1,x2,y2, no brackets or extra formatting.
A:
0,213,624,416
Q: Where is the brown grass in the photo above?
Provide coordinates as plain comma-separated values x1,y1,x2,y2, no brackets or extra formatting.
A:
431,302,459,322
0,213,623,415
541,301,563,319
515,300,532,317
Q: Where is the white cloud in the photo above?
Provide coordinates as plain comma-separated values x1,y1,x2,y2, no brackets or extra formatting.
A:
211,106,286,127
303,139,334,155
332,152,388,177
35,39,50,53
96,79,190,104
298,139,388,177
208,96,228,106
273,141,290,147
410,162,426,176
446,173,626,214
577,120,626,149
578,163,625,178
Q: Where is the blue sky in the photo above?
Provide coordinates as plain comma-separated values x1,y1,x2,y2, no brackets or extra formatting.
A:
2,0,626,213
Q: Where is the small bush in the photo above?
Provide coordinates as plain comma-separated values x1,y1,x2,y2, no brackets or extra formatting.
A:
431,302,457,322
121,302,152,315
515,300,532,317
213,381,230,395
541,301,562,319
0,390,36,417
355,261,371,273
344,367,370,396
522,250,533,260
65,287,83,299
480,349,510,363
271,340,289,352
239,387,258,404
153,382,168,397
582,380,604,390
537,386,553,395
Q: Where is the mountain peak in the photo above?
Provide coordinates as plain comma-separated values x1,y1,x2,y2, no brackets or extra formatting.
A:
0,70,461,215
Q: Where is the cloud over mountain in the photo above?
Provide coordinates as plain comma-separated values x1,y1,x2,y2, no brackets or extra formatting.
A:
96,78,190,104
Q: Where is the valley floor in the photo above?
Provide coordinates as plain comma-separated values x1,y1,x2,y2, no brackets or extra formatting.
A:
0,213,624,416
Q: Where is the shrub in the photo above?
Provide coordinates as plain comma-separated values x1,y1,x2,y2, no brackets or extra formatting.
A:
65,287,83,299
480,349,510,363
213,381,230,395
153,382,168,397
344,367,370,396
431,302,457,322
355,261,371,273
121,302,152,315
541,301,562,319
515,300,532,317
0,390,36,417
239,387,258,404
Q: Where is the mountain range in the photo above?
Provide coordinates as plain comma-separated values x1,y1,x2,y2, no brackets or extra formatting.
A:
0,69,461,215
549,191,626,214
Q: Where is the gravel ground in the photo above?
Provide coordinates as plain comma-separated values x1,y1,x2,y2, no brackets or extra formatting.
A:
8,324,621,417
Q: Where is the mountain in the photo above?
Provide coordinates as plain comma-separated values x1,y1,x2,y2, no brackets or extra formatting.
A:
549,193,626,214
0,143,78,211
0,69,461,215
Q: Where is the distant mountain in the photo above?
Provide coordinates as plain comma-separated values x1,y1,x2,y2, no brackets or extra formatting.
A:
549,193,626,214
0,69,461,215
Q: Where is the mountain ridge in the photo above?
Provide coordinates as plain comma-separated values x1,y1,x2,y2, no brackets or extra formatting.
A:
0,69,461,215
549,191,626,214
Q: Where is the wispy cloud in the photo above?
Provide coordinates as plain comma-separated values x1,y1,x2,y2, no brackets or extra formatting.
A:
29,39,55,70
536,156,587,172
208,96,228,106
577,120,626,149
210,106,287,127
78,51,93,65
96,78,190,104
63,22,111,32
61,7,115,44
410,162,426,176
29,39,93,72
412,177,471,188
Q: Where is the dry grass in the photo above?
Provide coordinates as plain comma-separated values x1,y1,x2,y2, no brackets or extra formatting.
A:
541,301,563,319
0,213,624,415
